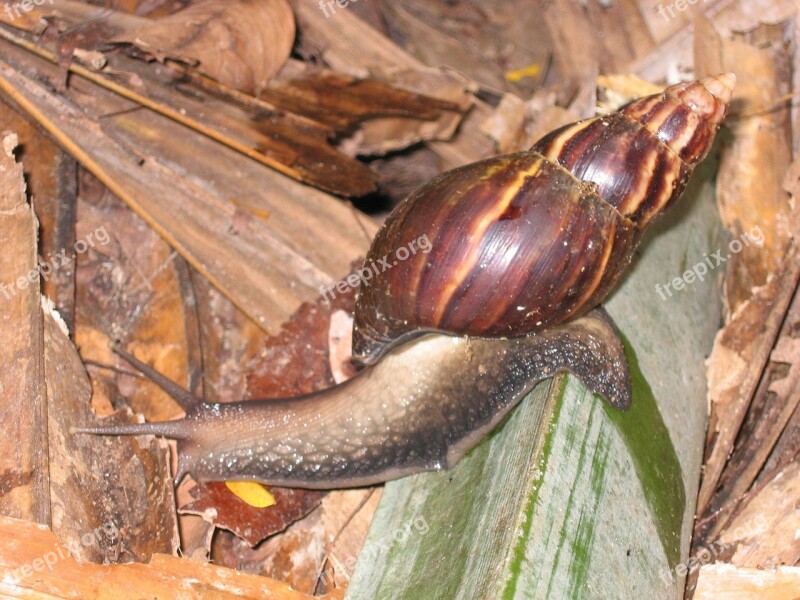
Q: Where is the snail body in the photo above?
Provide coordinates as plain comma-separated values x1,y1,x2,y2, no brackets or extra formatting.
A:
78,74,735,488
85,309,629,488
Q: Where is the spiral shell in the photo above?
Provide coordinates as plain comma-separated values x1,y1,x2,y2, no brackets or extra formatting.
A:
352,74,735,365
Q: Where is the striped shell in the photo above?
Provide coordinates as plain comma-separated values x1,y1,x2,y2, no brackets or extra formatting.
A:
352,74,735,365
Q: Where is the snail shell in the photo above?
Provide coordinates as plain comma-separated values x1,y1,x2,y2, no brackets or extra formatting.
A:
75,74,735,488
352,75,735,365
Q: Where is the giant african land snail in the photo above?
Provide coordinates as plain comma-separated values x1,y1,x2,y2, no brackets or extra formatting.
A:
77,74,735,489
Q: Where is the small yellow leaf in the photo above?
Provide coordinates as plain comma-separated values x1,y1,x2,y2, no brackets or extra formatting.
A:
225,481,277,508
505,64,541,83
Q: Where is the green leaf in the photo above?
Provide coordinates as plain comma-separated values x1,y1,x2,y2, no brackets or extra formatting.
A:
346,160,724,600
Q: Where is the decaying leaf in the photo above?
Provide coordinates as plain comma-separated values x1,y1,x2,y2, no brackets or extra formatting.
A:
718,460,800,568
74,171,193,423
0,0,149,41
707,291,800,522
244,294,355,398
688,16,800,598
1,10,374,196
291,0,492,168
349,68,471,156
115,0,295,94
696,17,795,315
315,488,382,591
698,242,800,518
0,55,372,334
182,483,324,547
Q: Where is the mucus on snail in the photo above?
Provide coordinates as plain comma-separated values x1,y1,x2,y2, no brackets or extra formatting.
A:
76,74,735,490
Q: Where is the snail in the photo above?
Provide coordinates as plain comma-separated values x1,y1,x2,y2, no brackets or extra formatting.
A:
76,74,735,489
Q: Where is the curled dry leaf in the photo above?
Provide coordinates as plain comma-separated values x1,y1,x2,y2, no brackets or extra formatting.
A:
350,68,470,156
116,0,296,94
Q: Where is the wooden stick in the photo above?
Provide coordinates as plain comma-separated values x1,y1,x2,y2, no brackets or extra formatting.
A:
0,514,340,599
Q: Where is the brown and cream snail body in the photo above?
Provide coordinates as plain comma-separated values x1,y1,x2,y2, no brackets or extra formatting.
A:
78,75,734,489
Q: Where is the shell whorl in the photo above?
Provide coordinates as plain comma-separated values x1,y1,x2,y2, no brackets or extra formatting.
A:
533,74,735,228
352,74,735,365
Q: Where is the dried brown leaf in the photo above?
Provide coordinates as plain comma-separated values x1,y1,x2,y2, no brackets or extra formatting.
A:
0,0,151,39
0,56,373,334
181,483,324,547
702,276,800,540
696,18,795,314
718,460,800,568
316,489,382,591
116,0,295,94
261,69,467,157
74,171,190,422
699,241,800,517
350,69,470,156
213,510,327,594
264,71,461,128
